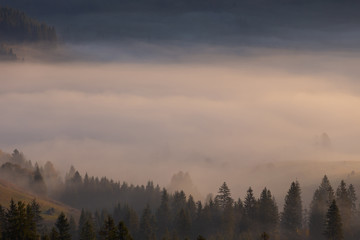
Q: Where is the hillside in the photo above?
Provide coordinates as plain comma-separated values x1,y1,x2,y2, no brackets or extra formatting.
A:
0,6,57,43
0,178,79,223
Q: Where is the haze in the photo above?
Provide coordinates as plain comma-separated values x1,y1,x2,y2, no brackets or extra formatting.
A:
1,48,360,205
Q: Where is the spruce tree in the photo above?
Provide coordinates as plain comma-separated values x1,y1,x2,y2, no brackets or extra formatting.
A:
281,181,302,239
55,212,71,240
156,189,172,236
243,187,257,231
79,219,96,240
118,221,133,240
324,200,343,240
25,203,38,240
215,182,233,209
139,204,156,240
100,215,118,240
4,199,19,239
69,216,77,240
335,180,354,239
258,188,279,236
309,175,334,240
31,199,43,233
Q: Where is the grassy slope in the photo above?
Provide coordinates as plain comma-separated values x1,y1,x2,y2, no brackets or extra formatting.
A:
0,179,79,223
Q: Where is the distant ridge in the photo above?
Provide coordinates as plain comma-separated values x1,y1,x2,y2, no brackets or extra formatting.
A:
0,6,57,43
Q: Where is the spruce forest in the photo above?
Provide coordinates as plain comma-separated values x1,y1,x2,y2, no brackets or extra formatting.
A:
0,149,358,240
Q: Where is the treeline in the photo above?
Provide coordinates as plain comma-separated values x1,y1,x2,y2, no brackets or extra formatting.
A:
60,168,162,213
0,149,359,239
0,6,57,43
0,178,354,240
0,150,163,212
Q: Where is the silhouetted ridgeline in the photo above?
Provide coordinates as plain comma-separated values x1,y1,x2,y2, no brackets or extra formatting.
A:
1,149,360,239
2,0,360,47
0,6,57,43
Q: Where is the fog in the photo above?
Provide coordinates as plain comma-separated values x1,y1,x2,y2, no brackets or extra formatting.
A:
1,49,360,205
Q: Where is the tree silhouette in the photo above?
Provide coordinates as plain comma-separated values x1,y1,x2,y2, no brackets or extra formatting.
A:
324,200,343,240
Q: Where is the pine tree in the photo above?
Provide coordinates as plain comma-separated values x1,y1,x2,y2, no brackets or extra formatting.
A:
258,188,279,236
347,184,357,213
215,182,233,210
123,205,139,238
69,215,77,240
175,208,191,239
100,215,118,240
335,180,355,239
156,189,172,236
25,203,38,240
17,200,27,239
31,199,43,233
55,212,71,240
324,200,343,240
78,209,87,238
4,199,19,239
139,204,156,240
281,181,302,239
309,175,335,240
243,187,257,231
79,219,96,240
118,221,133,240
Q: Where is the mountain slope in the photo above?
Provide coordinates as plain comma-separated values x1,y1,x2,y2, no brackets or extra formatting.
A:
0,178,79,223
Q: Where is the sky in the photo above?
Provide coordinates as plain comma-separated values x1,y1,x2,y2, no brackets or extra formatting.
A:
1,48,360,204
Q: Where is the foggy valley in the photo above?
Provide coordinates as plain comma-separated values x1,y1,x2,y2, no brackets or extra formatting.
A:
1,0,360,239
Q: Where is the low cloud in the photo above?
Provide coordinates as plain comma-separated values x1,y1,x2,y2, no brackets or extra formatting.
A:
1,50,360,203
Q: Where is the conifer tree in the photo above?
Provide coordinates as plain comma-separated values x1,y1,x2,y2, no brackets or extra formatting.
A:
118,221,133,240
31,199,43,232
215,182,233,210
100,215,118,240
258,188,279,236
55,212,71,240
79,219,96,240
78,209,87,238
25,203,38,240
336,180,353,239
139,204,156,240
309,175,334,240
324,200,343,240
175,208,191,239
4,199,19,239
123,205,139,238
281,181,302,239
243,187,257,231
156,189,172,236
69,215,77,240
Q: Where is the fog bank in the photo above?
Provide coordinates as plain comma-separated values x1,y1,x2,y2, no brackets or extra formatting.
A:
1,51,360,204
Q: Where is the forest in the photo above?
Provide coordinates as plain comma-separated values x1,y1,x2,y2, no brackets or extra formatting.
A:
0,149,358,240
0,6,57,43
